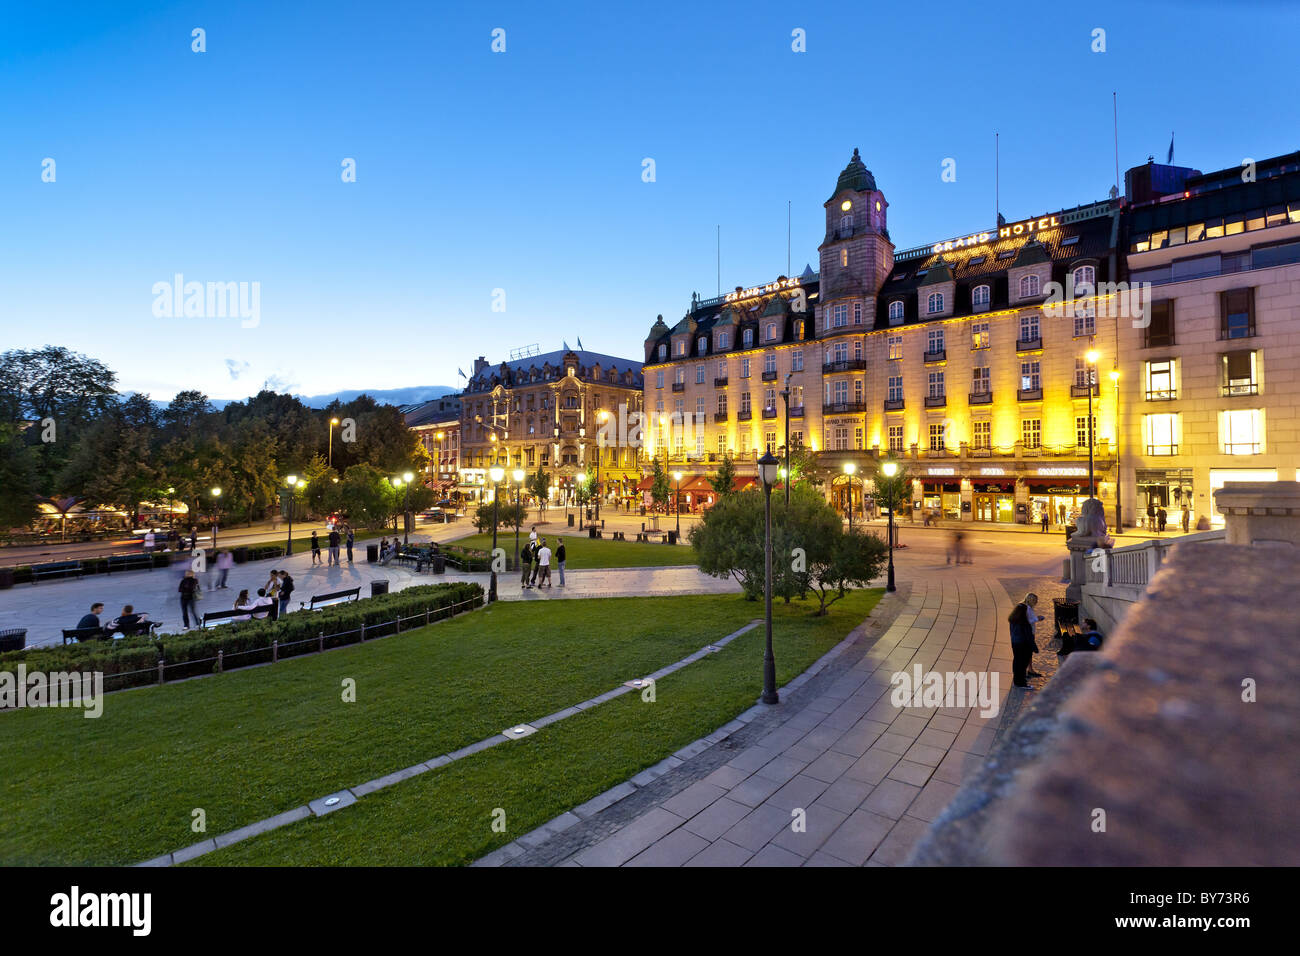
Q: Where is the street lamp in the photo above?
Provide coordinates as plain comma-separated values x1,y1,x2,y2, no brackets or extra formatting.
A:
1110,368,1122,531
398,471,415,545
843,462,857,532
673,470,683,539
881,460,898,593
209,487,222,550
512,468,525,570
595,409,608,525
285,475,299,555
488,463,505,602
1086,349,1100,500
329,417,340,468
757,451,780,705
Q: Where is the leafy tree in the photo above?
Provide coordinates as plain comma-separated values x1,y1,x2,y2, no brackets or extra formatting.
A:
786,445,823,489
0,423,40,529
473,500,528,533
527,465,551,518
56,394,159,528
650,458,670,513
336,464,391,529
709,452,738,500
301,455,340,519
870,459,911,522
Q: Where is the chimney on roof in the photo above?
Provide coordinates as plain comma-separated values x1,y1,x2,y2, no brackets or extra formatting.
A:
473,356,488,375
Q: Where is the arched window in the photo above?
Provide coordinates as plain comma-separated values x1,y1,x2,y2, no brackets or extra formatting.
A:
840,214,853,236
972,285,990,308
888,300,904,321
1020,274,1041,298
658,344,667,360
697,335,707,354
927,292,944,314
765,322,776,341
1072,265,1095,294
743,328,753,348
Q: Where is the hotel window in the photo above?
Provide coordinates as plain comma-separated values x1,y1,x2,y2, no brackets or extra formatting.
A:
1222,350,1257,396
791,430,804,448
717,435,728,456
1221,409,1263,455
739,432,752,454
1020,274,1041,298
1020,313,1040,343
795,320,804,339
697,336,707,354
763,352,776,374
696,434,705,458
927,328,945,353
973,420,991,448
766,431,778,454
927,292,944,314
696,397,706,419
972,366,990,394
1219,288,1255,339
929,423,946,451
675,340,686,356
1076,415,1096,448
674,398,684,415
840,214,853,236
717,359,727,380
1022,418,1042,449
832,341,849,363
658,344,667,360
855,427,864,450
765,388,776,412
854,339,863,361
1144,413,1180,455
971,321,989,349
854,303,863,325
1073,306,1095,338
832,380,849,403
972,285,990,310
1074,357,1096,389
828,426,846,451
1071,265,1095,293
740,392,752,414
741,358,751,378
888,375,903,403
790,385,803,408
791,349,804,371
717,393,728,415
655,400,664,415
888,300,905,323
854,379,863,404
833,304,848,328
1020,360,1041,391
888,335,903,360
675,434,685,456
841,248,848,268
717,330,730,349
1145,300,1175,348
743,328,754,348
888,425,904,452
928,371,945,398
656,370,665,389
696,364,706,384
765,322,777,342
675,367,685,385
1146,359,1176,400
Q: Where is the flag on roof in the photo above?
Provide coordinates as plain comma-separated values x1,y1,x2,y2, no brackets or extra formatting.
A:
577,336,584,350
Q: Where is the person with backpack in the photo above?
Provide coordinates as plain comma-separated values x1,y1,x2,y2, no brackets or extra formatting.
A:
520,538,533,588
277,570,295,616
179,570,201,629
556,540,566,587
1007,592,1040,688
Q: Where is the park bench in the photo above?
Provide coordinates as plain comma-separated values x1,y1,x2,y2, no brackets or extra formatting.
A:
201,608,254,628
109,619,163,638
105,554,156,574
33,560,84,584
62,626,105,644
303,587,361,611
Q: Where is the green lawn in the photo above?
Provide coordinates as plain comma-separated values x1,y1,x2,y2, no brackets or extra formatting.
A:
447,531,693,568
0,591,880,866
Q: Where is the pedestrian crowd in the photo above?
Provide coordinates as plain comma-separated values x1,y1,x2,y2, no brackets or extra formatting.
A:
518,526,566,589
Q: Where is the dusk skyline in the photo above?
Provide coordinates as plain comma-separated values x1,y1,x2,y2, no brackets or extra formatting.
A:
3,0,1297,401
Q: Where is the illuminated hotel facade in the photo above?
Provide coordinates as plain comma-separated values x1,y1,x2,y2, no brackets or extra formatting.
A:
642,149,1125,525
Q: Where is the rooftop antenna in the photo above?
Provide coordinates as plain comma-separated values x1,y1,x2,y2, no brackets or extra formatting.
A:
508,343,540,361
995,132,1000,226
787,200,791,276
1113,92,1120,196
716,225,721,298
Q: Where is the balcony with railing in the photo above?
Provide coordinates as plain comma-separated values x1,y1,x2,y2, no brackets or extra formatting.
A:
968,390,993,405
1016,337,1043,352
1018,387,1043,401
762,406,779,419
714,376,729,387
924,392,947,408
1071,382,1100,398
822,401,866,415
1145,388,1177,401
736,409,752,421
1222,382,1258,397
883,398,904,411
788,405,805,417
714,411,728,422
761,369,778,381
923,349,947,364
671,381,685,392
822,358,867,373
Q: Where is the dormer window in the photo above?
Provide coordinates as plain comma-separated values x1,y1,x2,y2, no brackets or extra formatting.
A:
1020,274,1041,298
765,322,777,342
840,214,853,237
717,330,730,349
1071,265,1095,294
927,292,945,315
972,284,990,309
743,328,754,348
674,340,686,356
697,335,707,354
888,300,904,322
658,344,667,360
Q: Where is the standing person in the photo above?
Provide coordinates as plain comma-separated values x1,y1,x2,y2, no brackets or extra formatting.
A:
535,539,552,588
1040,509,1050,533
277,570,295,616
144,529,156,553
556,540,566,587
529,525,538,546
519,537,533,588
1024,593,1043,677
1146,499,1156,531
1007,598,1037,689
1158,506,1168,533
1181,503,1191,534
215,549,233,589
179,570,200,629
189,528,198,551
328,527,341,566
310,531,322,565
264,569,280,601
345,525,355,563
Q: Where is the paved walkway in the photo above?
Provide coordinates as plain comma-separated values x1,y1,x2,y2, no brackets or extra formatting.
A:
484,568,1047,867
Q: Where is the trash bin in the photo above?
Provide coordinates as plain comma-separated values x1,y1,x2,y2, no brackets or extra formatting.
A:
640,506,646,516
432,555,445,575
0,628,26,652
0,568,13,590
567,514,574,527
1053,598,1079,638
588,526,598,539
367,543,379,563
233,546,249,564
667,530,678,545
371,580,389,597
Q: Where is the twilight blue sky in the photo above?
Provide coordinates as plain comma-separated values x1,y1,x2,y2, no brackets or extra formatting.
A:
2,0,1297,402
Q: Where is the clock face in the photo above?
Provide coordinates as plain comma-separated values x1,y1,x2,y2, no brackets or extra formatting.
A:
841,200,852,211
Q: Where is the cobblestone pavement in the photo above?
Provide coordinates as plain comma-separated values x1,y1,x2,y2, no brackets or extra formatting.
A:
486,567,1050,867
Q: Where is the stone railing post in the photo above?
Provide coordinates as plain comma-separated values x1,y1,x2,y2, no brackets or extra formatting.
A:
1212,481,1300,548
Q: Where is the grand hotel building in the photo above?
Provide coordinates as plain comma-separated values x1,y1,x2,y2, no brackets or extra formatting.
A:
643,149,1128,526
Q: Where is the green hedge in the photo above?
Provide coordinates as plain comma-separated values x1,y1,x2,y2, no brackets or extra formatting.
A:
0,545,286,586
0,581,483,691
440,545,492,572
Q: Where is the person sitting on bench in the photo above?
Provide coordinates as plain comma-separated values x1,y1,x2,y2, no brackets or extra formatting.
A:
75,603,109,639
1060,618,1104,656
108,604,149,636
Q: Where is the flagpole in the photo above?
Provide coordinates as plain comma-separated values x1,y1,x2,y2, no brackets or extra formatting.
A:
1113,92,1120,193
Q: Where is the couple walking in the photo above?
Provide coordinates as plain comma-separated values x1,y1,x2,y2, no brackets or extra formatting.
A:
519,527,566,589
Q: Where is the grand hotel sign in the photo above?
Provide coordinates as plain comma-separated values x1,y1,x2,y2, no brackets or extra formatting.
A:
930,215,1061,254
724,276,802,303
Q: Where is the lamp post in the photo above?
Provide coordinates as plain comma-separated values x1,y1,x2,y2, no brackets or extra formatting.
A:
400,471,414,545
209,487,222,550
1086,349,1099,500
881,460,898,593
843,462,857,532
1110,368,1122,531
781,375,792,507
673,470,683,539
596,409,608,525
512,468,525,570
285,475,299,555
435,430,445,496
488,463,504,602
757,451,780,705
329,417,340,468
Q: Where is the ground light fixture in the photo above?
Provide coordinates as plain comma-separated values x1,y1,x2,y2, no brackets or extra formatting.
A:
488,464,505,602
881,460,899,592
672,470,683,538
210,486,221,549
757,451,780,705
843,461,858,532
